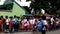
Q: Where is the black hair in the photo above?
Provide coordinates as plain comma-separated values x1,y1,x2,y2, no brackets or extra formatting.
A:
9,16,13,19
39,18,41,21
14,15,17,18
42,15,46,20
53,17,56,20
1,16,3,18
17,17,20,19
5,16,8,18
50,16,52,18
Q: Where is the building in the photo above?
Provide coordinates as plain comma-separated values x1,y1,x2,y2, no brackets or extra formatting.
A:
0,0,25,17
15,0,32,14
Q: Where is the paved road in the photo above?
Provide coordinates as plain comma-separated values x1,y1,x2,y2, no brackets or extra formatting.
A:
0,29,60,34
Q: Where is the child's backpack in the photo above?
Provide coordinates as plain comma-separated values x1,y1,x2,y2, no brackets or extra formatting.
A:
12,19,19,25
37,20,43,30
12,19,16,24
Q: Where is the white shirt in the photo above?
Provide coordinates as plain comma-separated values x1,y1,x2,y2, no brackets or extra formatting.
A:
21,19,27,24
56,21,59,25
27,21,30,25
46,16,50,19
42,20,48,25
29,19,35,25
32,19,35,24
50,18,54,24
6,18,10,25
29,19,33,24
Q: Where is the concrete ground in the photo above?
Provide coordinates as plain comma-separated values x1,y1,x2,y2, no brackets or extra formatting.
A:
0,29,60,34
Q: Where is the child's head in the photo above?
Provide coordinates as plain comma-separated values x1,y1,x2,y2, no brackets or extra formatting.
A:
9,16,13,20
5,16,8,19
17,16,20,19
1,16,3,18
14,15,17,18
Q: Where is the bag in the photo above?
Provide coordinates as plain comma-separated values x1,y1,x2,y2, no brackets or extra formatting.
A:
24,23,28,27
37,21,43,30
12,20,15,24
12,19,19,25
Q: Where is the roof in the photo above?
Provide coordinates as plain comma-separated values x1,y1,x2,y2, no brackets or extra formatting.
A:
0,0,25,17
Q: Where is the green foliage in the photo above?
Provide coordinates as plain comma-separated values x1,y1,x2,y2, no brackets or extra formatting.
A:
30,0,60,15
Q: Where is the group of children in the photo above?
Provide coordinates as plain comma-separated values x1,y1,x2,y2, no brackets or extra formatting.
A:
0,15,20,33
0,15,60,34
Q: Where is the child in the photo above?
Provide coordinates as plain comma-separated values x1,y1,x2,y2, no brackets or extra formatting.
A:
5,16,10,32
9,17,13,33
1,16,5,32
0,17,3,32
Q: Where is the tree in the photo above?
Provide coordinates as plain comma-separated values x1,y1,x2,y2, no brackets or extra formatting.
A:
48,0,60,14
30,0,41,14
30,0,60,15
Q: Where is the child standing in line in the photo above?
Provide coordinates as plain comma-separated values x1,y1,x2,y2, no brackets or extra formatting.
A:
5,16,10,32
9,17,13,33
0,17,3,32
1,16,5,32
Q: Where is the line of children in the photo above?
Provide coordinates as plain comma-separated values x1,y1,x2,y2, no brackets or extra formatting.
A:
0,15,20,33
0,15,60,33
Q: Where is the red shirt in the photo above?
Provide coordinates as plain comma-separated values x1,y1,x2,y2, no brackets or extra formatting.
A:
1,19,5,24
0,20,3,25
9,20,13,27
